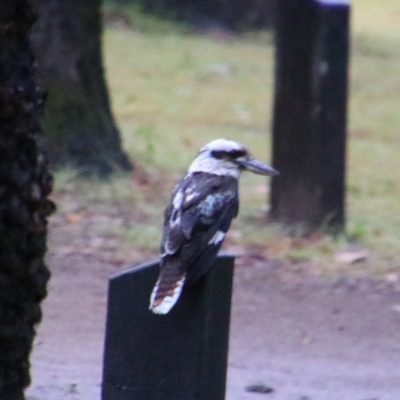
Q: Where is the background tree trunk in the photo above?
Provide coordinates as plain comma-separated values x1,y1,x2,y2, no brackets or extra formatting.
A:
270,0,349,233
31,0,132,176
0,1,54,399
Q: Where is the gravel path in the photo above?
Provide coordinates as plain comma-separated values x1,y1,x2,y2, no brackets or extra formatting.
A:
27,252,400,400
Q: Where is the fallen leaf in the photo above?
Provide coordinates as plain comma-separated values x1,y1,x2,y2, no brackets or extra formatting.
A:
302,336,314,345
385,273,399,283
334,249,369,264
65,213,81,222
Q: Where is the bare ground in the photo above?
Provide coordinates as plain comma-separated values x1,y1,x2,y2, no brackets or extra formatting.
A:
26,214,400,400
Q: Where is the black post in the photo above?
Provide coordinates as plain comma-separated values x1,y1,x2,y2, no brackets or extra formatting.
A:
102,255,234,400
270,0,350,233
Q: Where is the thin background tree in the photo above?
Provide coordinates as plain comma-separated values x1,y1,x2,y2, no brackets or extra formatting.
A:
31,0,132,176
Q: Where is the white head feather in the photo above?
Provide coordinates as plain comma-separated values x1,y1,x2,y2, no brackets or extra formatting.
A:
188,138,277,179
188,139,248,179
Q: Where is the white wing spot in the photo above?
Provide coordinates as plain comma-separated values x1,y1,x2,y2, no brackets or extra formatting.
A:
208,230,225,245
173,189,184,209
185,192,196,203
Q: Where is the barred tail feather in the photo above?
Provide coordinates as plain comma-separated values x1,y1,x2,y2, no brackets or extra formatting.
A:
149,273,186,314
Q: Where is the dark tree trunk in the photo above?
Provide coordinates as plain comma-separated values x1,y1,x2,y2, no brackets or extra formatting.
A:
270,0,349,233
0,1,54,399
31,0,132,176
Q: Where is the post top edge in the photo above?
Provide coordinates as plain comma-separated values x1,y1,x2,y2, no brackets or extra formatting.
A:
110,259,160,281
316,0,350,6
109,254,235,281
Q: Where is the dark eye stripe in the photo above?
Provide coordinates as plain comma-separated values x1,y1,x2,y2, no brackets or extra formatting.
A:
211,149,247,159
210,150,225,159
229,149,247,159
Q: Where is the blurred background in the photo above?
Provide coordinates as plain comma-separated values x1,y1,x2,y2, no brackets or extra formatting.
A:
35,0,400,277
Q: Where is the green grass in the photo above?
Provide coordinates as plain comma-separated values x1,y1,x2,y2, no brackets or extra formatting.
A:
53,0,400,278
346,0,400,273
104,29,274,169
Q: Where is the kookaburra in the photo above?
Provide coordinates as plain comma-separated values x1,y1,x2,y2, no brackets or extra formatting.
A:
149,138,278,314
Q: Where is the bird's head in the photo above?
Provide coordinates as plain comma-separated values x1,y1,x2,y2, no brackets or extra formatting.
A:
188,138,278,179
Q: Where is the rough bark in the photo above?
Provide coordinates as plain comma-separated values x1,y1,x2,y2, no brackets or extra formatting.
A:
31,0,132,176
0,1,54,399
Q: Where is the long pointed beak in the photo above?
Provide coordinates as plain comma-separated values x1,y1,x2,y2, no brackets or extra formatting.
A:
236,157,279,176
